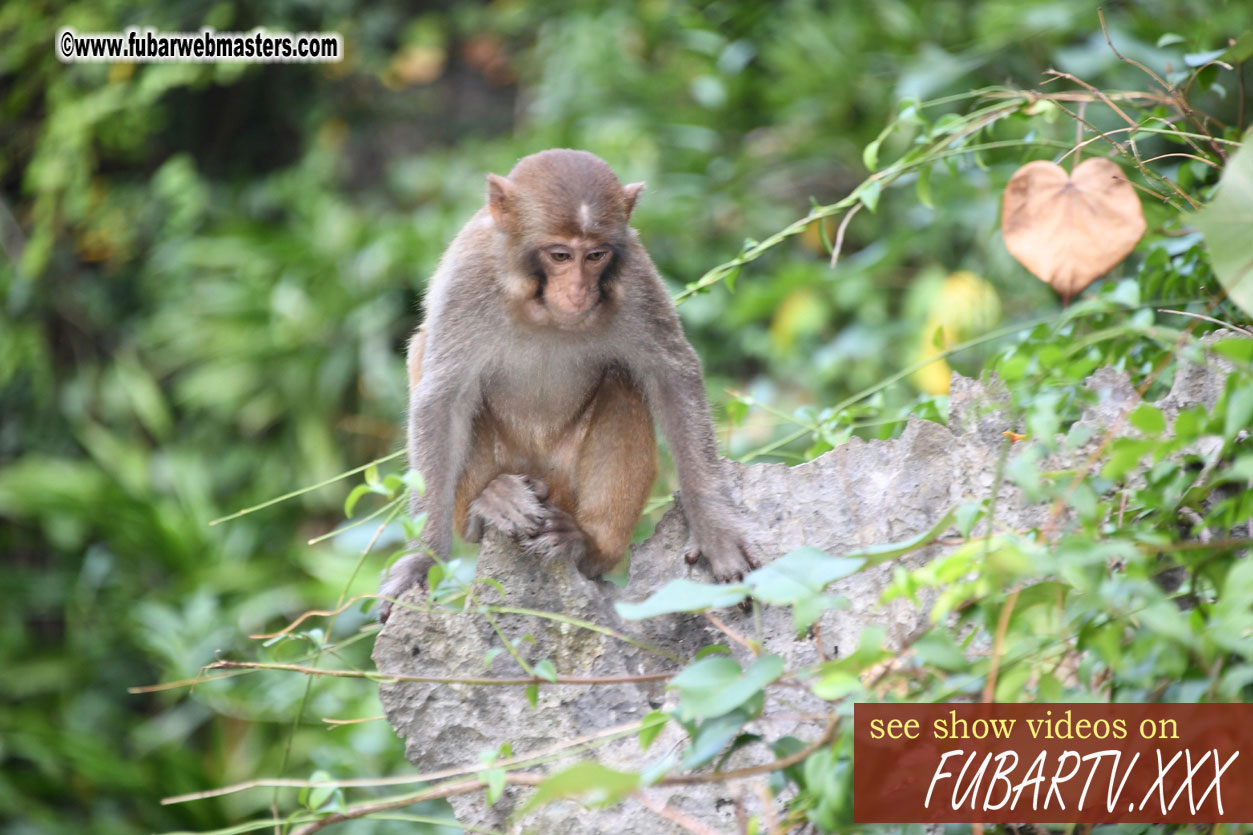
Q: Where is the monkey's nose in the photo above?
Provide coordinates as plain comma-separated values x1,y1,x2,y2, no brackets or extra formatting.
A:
558,287,595,315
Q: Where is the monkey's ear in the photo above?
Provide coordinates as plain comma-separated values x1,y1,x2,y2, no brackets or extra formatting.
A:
487,173,516,229
623,182,646,219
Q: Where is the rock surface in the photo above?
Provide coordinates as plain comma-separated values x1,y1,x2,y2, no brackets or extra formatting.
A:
373,349,1235,834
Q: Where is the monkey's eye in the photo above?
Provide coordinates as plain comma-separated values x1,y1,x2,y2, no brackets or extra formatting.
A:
586,250,609,262
549,251,572,263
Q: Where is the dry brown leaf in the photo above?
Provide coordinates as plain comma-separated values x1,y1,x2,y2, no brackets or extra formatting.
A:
1001,158,1145,301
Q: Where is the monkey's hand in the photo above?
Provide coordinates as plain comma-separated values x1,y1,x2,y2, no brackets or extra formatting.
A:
683,508,761,584
377,550,435,623
465,474,550,542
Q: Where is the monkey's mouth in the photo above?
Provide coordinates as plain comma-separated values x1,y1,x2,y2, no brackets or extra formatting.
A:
534,283,605,327
544,300,601,327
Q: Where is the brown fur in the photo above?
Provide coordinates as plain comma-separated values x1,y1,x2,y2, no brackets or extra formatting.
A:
378,149,758,619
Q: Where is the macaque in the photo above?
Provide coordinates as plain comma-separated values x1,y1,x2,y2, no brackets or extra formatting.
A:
378,149,759,620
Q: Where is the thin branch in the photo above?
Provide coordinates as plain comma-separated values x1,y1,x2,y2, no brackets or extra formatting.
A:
705,611,758,655
206,659,676,686
281,716,839,834
1158,308,1253,336
209,450,405,525
251,595,381,640
1097,8,1226,160
662,715,838,786
288,773,543,835
1044,71,1196,208
1140,152,1222,168
165,719,646,805
981,589,1021,703
636,792,721,835
828,203,862,269
322,715,384,726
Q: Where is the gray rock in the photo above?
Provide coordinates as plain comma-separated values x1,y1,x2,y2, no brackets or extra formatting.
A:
373,342,1240,834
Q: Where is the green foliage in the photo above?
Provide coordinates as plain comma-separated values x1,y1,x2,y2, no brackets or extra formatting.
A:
522,763,638,813
1195,141,1253,318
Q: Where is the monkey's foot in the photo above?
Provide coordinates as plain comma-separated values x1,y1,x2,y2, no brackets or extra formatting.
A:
377,551,435,622
521,504,591,571
684,528,761,584
466,474,550,542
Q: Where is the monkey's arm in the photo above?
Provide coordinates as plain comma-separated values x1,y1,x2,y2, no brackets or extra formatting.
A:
378,356,481,617
632,317,760,583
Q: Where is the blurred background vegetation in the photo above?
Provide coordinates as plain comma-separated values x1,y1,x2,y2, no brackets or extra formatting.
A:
0,1,1248,832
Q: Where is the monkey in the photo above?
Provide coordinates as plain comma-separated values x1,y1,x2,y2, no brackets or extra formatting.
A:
378,149,760,620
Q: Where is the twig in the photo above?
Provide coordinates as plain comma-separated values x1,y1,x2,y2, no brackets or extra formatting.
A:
757,778,780,833
705,611,758,655
636,792,721,835
251,595,381,639
1043,71,1195,208
1098,8,1226,160
280,717,838,834
1140,152,1221,168
288,773,543,835
1158,308,1253,336
662,715,838,785
209,450,406,525
828,203,862,269
206,659,676,686
166,719,647,804
981,589,1021,703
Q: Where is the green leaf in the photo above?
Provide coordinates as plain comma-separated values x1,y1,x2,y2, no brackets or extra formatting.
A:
1195,143,1253,318
401,512,427,540
789,594,845,636
480,767,506,805
1222,383,1253,438
306,770,335,811
1220,31,1253,63
525,684,539,708
913,629,967,671
1184,47,1227,67
670,654,784,721
811,670,861,701
915,165,933,209
403,469,426,495
343,483,372,518
615,578,748,620
771,736,808,786
954,502,985,537
745,547,863,605
863,120,895,172
639,711,668,751
1129,403,1166,437
1225,384,1253,441
694,644,731,659
858,179,881,213
846,508,957,567
1216,454,1253,484
533,659,557,683
1212,337,1253,363
522,764,639,812
680,708,753,769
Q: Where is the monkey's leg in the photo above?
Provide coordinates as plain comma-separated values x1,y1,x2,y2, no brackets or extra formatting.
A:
543,367,656,578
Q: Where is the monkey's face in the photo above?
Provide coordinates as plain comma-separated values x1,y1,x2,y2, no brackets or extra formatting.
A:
523,237,618,329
